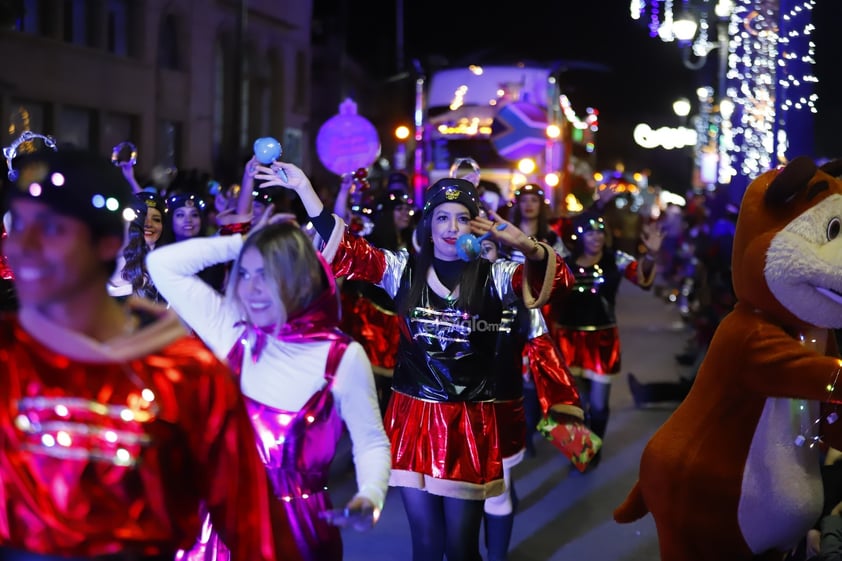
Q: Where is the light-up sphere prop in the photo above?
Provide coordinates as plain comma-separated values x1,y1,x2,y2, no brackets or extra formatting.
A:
456,223,507,261
253,137,287,182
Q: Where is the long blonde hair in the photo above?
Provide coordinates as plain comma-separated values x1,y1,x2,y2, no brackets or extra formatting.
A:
226,221,326,327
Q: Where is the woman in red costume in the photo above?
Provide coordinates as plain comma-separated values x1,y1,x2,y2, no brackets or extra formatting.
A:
478,238,583,561
507,183,568,261
506,183,571,454
255,160,575,561
0,149,297,561
552,209,663,468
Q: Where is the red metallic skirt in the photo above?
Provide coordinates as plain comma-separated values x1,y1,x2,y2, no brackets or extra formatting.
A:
340,291,400,370
384,391,505,500
554,326,621,380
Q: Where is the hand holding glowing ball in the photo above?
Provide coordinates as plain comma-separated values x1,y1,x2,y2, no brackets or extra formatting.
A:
456,223,508,261
253,136,288,182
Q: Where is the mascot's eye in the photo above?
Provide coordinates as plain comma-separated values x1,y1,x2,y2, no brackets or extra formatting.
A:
827,217,841,241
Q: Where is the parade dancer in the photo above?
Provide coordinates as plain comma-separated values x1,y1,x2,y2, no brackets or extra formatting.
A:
148,207,390,561
505,183,571,455
110,191,171,302
254,161,573,561
552,209,663,468
0,149,295,561
479,235,584,561
165,192,227,292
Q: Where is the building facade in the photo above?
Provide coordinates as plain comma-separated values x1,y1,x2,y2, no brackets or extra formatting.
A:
1,0,313,186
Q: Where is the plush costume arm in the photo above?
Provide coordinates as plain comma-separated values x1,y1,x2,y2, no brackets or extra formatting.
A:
738,317,842,402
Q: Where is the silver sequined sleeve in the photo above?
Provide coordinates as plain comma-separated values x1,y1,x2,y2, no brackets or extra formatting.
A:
377,248,411,299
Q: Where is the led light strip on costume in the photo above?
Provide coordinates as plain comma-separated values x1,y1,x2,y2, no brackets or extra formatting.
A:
794,364,840,448
14,388,159,467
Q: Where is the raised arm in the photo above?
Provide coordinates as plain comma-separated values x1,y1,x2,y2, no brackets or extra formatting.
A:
146,236,244,354
118,161,144,194
472,210,574,308
636,221,665,286
254,162,325,220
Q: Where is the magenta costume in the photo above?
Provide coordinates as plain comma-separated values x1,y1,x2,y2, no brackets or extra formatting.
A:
181,325,350,561
150,233,390,561
231,288,352,561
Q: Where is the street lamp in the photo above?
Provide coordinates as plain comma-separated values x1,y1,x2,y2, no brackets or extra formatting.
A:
672,98,692,121
672,13,698,43
394,125,410,171
665,1,734,72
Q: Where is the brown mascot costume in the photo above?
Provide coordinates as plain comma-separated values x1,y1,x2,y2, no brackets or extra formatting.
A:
614,156,842,560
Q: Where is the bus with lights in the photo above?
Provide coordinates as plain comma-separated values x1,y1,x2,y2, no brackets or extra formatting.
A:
414,63,597,210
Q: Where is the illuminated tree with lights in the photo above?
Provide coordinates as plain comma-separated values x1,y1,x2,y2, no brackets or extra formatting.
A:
631,0,817,205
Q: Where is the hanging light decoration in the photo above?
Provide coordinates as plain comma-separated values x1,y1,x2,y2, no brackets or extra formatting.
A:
629,0,817,204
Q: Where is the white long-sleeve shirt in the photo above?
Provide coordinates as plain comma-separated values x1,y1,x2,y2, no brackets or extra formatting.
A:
147,235,390,510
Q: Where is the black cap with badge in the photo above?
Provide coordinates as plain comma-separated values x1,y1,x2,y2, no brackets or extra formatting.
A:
422,178,480,218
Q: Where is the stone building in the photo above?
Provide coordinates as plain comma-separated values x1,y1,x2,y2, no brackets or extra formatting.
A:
0,0,313,186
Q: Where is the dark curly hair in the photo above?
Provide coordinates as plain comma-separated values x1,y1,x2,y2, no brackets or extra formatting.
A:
121,205,171,302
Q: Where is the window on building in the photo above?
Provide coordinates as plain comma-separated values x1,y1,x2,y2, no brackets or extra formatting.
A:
259,84,270,138
103,112,134,155
63,0,93,47
106,0,128,55
16,0,52,35
269,51,286,140
7,100,48,148
282,128,303,167
9,0,31,32
157,13,180,70
58,105,95,149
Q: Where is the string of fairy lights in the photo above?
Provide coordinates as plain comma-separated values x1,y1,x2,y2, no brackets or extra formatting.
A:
633,0,839,448
630,0,817,202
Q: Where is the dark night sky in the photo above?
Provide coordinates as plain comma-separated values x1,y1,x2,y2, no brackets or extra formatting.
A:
330,1,842,190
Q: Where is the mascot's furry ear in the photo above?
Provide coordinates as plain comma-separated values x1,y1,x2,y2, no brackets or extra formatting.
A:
819,158,842,179
764,156,818,207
